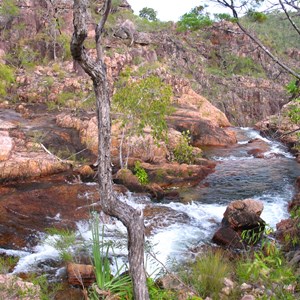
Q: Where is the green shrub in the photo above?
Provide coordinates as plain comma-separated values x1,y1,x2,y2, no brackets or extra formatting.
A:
177,7,213,32
45,228,76,262
214,13,236,22
180,250,232,300
139,7,158,22
0,63,15,96
0,256,18,274
134,161,149,185
0,0,19,19
147,278,177,300
247,9,268,23
5,44,39,69
173,131,196,164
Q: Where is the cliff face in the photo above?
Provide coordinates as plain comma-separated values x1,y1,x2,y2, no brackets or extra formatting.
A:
0,0,299,126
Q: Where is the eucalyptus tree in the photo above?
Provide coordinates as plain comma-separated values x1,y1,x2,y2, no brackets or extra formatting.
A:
210,0,300,80
71,0,149,298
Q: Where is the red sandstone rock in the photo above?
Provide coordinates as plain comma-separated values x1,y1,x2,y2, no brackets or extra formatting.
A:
0,133,14,161
212,199,265,248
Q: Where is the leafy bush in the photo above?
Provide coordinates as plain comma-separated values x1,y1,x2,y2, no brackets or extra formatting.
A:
247,9,268,23
214,13,236,22
5,43,39,69
177,6,213,31
173,131,196,164
139,7,158,22
0,63,15,96
134,161,149,185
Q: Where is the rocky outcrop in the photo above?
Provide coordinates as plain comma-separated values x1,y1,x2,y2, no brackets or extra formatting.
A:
168,89,237,147
255,101,300,160
57,87,235,166
212,199,265,249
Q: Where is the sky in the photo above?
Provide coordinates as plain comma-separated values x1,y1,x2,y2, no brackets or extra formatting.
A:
127,0,227,22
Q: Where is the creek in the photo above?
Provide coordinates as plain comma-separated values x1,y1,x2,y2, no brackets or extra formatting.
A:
1,127,300,278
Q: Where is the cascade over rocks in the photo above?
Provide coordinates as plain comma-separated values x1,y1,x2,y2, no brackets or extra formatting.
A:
255,101,300,160
212,199,265,249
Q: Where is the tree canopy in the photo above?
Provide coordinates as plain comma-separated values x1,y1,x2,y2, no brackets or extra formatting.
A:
139,7,158,22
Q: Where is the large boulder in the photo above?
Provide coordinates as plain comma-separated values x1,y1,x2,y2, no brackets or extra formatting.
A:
212,199,265,249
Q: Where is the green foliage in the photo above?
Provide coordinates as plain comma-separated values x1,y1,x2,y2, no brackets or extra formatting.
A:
286,79,300,97
247,9,268,23
177,6,213,31
139,7,158,22
287,99,300,125
236,228,298,299
57,33,72,61
180,250,232,300
173,131,196,164
147,278,177,300
241,223,267,245
0,256,18,274
241,11,300,54
0,63,15,96
207,52,266,78
113,75,173,141
134,161,149,185
30,274,63,300
45,228,76,262
5,43,39,69
286,79,300,126
236,249,296,298
89,214,133,299
0,0,19,19
214,13,236,22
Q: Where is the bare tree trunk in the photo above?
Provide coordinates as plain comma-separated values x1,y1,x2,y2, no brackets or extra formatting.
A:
71,1,149,299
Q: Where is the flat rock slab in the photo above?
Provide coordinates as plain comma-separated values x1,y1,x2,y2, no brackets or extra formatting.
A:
0,133,14,161
0,120,18,130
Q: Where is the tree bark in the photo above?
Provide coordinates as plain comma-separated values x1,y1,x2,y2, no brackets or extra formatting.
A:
71,1,149,299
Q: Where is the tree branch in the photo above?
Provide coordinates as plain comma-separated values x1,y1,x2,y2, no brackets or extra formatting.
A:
214,0,300,80
95,0,112,60
279,0,300,36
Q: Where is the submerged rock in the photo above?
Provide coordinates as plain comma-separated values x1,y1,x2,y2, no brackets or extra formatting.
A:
0,181,100,249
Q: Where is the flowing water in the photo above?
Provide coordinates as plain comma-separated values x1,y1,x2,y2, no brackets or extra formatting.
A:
1,127,300,277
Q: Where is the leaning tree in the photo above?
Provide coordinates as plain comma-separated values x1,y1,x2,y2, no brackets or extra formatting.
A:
70,0,149,299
